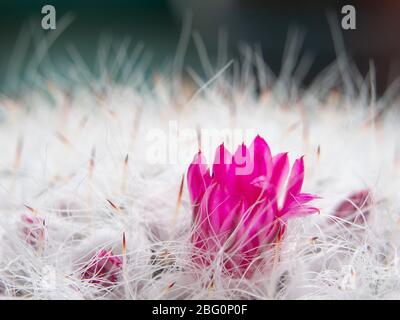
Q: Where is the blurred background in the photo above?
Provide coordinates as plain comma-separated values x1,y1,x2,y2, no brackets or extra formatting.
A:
0,0,399,94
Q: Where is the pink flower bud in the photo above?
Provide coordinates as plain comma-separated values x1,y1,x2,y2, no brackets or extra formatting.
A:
82,250,122,286
334,190,372,224
20,214,45,248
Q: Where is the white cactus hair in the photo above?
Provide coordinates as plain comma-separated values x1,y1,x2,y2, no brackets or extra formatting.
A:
0,18,400,300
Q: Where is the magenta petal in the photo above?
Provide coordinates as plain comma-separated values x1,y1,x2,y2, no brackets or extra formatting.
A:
295,192,319,203
212,144,232,184
279,193,319,219
231,206,269,275
231,201,273,257
187,152,212,205
283,156,304,204
82,250,122,285
334,190,372,222
280,205,319,221
207,184,240,238
231,139,272,202
280,192,319,219
229,144,252,196
288,156,304,195
248,135,273,181
232,143,252,177
194,183,240,251
20,214,45,247
270,152,289,194
193,183,216,235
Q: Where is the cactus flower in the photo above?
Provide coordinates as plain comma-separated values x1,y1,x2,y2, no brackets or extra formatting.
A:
82,250,122,285
20,214,45,248
187,135,319,277
334,190,372,224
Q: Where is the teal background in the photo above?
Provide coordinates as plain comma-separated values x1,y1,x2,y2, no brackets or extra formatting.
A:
0,0,399,94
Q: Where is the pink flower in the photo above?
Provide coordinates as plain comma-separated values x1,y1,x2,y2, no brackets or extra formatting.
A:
20,214,45,248
82,250,122,286
334,190,372,224
187,135,319,277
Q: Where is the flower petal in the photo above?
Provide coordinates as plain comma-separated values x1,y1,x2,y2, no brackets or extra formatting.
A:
280,205,320,220
187,152,212,205
229,143,252,196
287,156,304,195
193,183,240,250
212,143,232,184
232,143,252,177
334,190,371,220
282,156,304,209
270,152,289,195
248,135,273,181
231,137,273,202
280,192,319,219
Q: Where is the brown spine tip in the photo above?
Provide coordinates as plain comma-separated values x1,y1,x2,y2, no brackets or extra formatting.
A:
24,204,36,213
55,131,71,147
122,232,127,256
39,219,46,241
107,199,118,211
196,126,202,151
90,147,96,168
167,282,175,289
177,174,185,205
310,236,318,244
